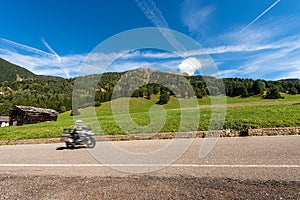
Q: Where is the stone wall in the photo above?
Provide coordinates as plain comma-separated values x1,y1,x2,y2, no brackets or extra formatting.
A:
248,127,300,136
95,129,241,141
71,127,300,142
1,127,299,145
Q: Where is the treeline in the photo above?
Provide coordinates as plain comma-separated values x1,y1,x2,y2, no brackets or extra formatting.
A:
74,69,300,108
223,78,300,97
0,79,73,115
0,68,299,115
73,69,201,107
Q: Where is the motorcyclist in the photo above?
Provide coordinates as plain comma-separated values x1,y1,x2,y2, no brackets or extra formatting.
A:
61,119,96,148
72,120,83,141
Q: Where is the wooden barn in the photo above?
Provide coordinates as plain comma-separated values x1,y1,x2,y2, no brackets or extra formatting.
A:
9,106,59,126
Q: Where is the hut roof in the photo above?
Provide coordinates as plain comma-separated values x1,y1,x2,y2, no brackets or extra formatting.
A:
0,116,10,122
13,106,59,115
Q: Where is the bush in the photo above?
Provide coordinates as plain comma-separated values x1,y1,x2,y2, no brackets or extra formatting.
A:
60,106,66,113
264,86,283,99
70,109,80,116
94,101,101,107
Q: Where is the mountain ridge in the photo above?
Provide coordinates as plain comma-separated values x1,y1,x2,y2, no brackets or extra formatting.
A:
0,58,65,82
1,57,299,82
0,58,36,82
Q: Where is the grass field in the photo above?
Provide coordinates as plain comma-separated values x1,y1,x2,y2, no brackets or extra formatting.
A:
0,94,299,140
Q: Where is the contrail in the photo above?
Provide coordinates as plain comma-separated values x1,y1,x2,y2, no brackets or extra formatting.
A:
135,0,168,29
135,0,185,51
0,38,54,57
0,37,70,78
41,38,62,63
241,0,281,32
41,38,71,78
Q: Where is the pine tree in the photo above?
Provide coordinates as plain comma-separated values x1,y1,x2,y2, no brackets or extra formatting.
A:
158,87,170,105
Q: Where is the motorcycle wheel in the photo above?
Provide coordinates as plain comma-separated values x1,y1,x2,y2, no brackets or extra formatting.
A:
86,137,96,148
66,142,75,148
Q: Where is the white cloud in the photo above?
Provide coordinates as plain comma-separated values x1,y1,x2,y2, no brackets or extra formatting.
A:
0,38,185,77
178,57,202,75
2,35,299,80
212,69,240,78
199,13,300,80
0,48,84,78
2,21,300,81
210,37,300,80
0,38,85,77
279,66,300,80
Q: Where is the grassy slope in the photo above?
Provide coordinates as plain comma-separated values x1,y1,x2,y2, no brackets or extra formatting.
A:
0,94,299,140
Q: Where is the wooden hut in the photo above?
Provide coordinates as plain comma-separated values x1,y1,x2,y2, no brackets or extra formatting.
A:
10,106,58,126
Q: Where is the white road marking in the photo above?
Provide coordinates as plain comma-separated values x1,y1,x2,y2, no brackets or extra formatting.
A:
0,164,299,168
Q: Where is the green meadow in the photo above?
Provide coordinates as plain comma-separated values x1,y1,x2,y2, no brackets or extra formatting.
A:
0,94,300,140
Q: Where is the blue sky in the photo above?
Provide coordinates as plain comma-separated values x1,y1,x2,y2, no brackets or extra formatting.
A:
1,0,300,80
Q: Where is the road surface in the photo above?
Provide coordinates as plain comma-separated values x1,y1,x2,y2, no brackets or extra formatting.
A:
0,135,299,180
0,136,299,199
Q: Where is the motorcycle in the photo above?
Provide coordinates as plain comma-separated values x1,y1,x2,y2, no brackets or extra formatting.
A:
60,127,96,148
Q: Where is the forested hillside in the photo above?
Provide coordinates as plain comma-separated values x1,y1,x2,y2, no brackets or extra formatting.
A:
0,58,72,115
0,58,36,82
0,58,299,115
0,78,73,115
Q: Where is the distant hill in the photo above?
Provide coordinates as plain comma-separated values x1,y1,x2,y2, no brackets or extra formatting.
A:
0,58,36,82
0,57,299,116
0,58,64,82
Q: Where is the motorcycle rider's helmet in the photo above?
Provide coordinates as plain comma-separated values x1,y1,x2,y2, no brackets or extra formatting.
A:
74,120,83,131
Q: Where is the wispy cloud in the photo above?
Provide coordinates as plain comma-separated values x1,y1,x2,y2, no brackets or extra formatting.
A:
181,0,215,35
201,11,300,80
177,0,300,79
279,60,300,79
210,33,300,79
2,17,300,81
0,38,183,77
135,0,213,75
0,38,83,77
135,0,185,51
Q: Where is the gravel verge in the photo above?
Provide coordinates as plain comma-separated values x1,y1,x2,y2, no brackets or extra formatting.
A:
0,174,299,199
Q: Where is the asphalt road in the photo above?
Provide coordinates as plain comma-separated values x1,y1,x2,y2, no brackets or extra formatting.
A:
0,135,299,181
